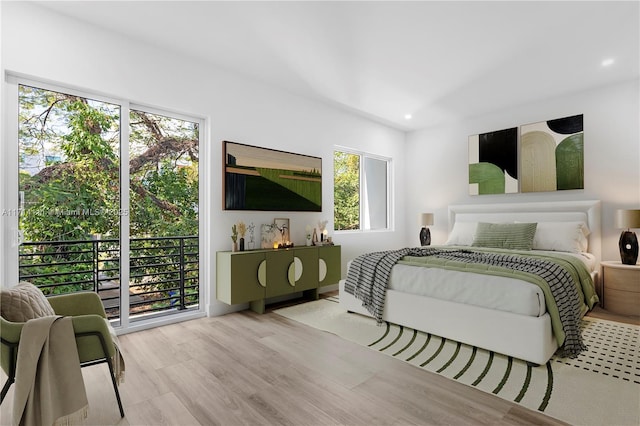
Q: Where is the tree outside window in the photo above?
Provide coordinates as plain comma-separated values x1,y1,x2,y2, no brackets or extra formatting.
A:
334,150,389,231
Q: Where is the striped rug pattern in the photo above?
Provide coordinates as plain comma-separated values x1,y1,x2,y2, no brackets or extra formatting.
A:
275,297,640,426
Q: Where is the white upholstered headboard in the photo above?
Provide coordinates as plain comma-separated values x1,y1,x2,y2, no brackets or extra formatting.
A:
448,200,602,264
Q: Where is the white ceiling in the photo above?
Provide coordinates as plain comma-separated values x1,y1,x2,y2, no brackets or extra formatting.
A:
36,1,639,131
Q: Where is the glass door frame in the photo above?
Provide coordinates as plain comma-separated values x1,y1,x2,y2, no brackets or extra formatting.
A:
2,74,208,334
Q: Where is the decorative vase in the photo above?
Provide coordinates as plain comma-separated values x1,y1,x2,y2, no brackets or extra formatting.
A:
312,229,318,245
239,237,245,251
232,241,238,252
419,227,431,246
619,230,639,265
306,237,312,246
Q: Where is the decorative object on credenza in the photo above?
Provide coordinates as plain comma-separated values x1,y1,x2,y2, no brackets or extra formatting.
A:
231,224,238,252
223,140,322,211
247,222,255,250
419,213,433,246
520,114,583,193
261,223,277,249
469,127,518,195
274,218,290,246
311,228,318,245
615,209,640,265
237,221,246,251
276,242,295,249
305,225,313,246
317,220,328,242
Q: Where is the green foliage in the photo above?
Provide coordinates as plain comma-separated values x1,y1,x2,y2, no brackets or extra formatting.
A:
17,85,200,313
130,160,199,237
62,100,118,163
334,151,360,230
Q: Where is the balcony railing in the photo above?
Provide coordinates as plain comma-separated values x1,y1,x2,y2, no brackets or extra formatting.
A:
19,236,199,320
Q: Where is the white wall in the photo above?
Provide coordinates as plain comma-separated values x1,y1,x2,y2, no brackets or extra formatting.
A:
405,78,640,262
0,2,406,315
0,1,5,292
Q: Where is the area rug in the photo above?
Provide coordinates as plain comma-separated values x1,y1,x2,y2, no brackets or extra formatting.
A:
274,296,640,426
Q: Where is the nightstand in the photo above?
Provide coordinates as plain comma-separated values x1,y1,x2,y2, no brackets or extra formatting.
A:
601,261,640,317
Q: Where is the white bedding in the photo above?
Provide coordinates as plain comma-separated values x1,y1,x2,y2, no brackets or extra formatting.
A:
340,200,602,365
381,250,596,318
388,264,546,316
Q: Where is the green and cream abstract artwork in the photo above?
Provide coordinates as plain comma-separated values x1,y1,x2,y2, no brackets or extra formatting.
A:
468,127,518,195
520,114,584,193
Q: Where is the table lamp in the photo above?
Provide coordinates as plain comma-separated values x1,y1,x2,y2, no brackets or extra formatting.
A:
419,213,433,246
615,209,640,265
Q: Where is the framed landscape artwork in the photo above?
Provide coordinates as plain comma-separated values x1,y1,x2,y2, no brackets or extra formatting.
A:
223,141,322,211
468,127,518,195
520,114,584,193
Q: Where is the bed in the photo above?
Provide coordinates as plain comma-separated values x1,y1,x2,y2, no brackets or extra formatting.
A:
338,200,601,365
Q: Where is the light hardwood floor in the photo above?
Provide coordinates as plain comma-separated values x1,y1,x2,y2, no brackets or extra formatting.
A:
1,296,576,426
2,293,635,426
587,305,640,325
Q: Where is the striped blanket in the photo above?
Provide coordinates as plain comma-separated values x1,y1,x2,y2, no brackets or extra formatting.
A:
343,248,587,358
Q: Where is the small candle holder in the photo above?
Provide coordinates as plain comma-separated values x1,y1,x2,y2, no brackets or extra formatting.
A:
276,242,295,249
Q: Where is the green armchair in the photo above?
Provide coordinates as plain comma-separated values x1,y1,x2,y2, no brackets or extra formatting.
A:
0,291,124,418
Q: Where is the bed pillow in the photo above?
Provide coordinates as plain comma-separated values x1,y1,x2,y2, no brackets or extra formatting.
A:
529,221,590,253
0,281,55,322
444,222,478,246
471,222,537,250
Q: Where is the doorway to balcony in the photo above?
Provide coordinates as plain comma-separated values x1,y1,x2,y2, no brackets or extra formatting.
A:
14,80,203,331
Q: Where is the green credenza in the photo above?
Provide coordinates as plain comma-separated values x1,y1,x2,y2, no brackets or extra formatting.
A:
216,245,341,314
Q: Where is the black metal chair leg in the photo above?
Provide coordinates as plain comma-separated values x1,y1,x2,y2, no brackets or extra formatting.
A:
85,331,125,418
1,377,14,403
1,338,17,405
2,330,124,417
105,355,125,417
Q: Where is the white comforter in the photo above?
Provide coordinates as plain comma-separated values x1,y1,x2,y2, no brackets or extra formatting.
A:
385,250,595,318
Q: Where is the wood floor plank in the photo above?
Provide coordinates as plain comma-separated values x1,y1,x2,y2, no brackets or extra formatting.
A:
258,332,379,389
157,357,273,426
1,301,574,425
115,341,172,407
124,392,200,426
270,362,418,426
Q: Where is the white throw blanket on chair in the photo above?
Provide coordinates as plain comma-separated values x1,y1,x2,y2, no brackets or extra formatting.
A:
12,316,89,426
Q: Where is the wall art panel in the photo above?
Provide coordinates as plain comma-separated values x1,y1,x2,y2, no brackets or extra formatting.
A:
468,127,518,195
520,114,584,193
224,141,322,211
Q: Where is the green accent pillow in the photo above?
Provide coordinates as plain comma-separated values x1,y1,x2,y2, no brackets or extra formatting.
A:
471,222,538,250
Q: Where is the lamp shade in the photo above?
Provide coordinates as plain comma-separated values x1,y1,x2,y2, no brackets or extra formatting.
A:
421,213,434,226
615,209,640,229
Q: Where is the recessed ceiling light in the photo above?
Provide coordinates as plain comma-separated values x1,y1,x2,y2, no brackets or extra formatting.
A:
404,114,412,120
601,58,615,67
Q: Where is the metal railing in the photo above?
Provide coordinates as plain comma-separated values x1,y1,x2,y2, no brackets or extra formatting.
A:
18,236,199,320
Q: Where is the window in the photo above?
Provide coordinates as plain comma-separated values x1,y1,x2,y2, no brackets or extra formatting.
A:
334,149,390,231
12,79,203,332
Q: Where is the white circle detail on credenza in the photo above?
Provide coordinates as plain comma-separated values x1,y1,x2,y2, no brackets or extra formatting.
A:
319,258,327,282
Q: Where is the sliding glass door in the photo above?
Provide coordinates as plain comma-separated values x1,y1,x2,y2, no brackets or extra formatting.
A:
127,109,200,323
14,79,202,330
